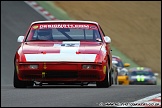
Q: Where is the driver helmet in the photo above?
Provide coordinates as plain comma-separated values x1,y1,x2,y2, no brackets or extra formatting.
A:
37,29,52,40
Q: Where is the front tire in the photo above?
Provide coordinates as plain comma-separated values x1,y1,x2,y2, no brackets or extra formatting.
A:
96,66,110,88
109,68,113,86
13,67,33,88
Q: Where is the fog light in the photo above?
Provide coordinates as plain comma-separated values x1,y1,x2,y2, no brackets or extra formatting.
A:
29,65,38,69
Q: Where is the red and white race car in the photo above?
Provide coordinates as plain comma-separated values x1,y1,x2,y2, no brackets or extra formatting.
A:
14,20,113,88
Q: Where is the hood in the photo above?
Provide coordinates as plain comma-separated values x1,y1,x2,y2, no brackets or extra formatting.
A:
22,41,102,54
22,41,103,62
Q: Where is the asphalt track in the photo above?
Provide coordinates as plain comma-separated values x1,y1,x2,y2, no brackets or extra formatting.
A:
1,1,161,107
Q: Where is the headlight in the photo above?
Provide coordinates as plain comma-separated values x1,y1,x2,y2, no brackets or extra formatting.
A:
20,64,39,69
82,65,96,69
29,65,38,69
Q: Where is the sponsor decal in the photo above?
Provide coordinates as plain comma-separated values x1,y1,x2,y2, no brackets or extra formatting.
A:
54,43,80,47
31,24,98,30
33,25,39,29
39,24,90,29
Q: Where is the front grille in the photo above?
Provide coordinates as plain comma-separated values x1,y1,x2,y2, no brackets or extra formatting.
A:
79,75,97,78
45,71,78,78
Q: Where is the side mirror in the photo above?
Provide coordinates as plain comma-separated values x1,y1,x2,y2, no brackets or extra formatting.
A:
124,63,130,67
17,36,24,42
104,36,111,44
154,73,158,76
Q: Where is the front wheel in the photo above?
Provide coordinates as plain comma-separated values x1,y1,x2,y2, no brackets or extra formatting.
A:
13,67,33,88
96,67,110,88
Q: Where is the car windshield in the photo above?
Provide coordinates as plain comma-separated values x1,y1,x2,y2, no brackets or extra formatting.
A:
25,23,102,42
112,59,124,68
130,71,154,76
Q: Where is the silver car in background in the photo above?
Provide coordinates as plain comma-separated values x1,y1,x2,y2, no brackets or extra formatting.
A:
129,67,158,85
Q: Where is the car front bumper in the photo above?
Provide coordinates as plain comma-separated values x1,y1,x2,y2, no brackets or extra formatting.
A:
16,62,107,82
129,81,156,85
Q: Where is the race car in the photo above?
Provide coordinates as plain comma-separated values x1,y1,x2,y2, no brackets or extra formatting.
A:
112,55,130,85
112,55,130,71
111,63,119,85
117,68,129,85
13,20,113,88
129,67,158,85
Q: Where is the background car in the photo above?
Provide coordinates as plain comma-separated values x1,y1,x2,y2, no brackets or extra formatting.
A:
111,64,118,85
129,67,158,85
117,69,129,85
112,55,130,85
112,55,130,71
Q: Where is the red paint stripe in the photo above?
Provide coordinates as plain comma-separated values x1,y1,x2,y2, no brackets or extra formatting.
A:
40,9,46,12
46,13,51,16
51,18,57,20
137,104,161,107
150,98,161,102
38,7,45,10
33,4,39,7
